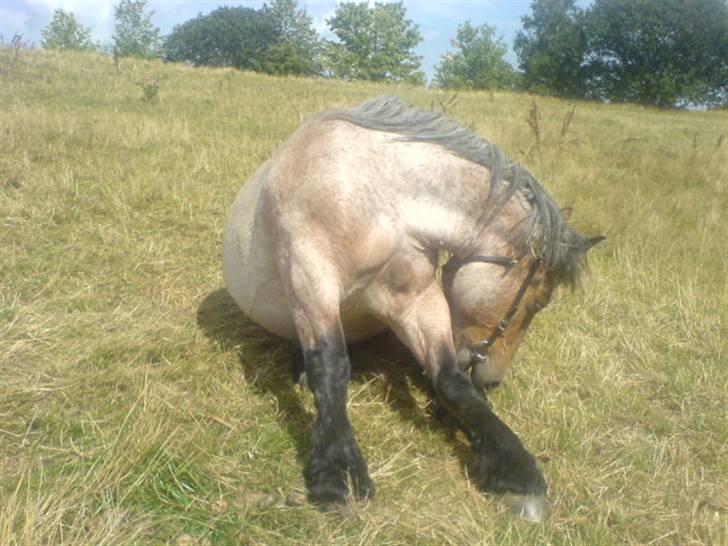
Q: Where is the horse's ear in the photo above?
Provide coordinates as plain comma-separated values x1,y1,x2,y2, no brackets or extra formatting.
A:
560,207,573,221
585,235,606,251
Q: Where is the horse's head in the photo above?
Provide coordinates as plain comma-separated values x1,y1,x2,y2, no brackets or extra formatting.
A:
443,233,605,391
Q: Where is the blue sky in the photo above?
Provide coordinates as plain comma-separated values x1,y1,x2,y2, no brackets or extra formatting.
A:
0,1,590,79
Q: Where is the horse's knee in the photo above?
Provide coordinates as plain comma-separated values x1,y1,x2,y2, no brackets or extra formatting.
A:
434,363,483,417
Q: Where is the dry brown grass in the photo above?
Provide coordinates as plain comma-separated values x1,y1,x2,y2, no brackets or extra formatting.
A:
1,48,726,545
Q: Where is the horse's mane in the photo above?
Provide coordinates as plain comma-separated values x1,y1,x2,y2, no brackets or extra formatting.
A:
324,95,589,286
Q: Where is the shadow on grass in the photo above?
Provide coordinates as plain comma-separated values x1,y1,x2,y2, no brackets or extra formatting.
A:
196,288,470,479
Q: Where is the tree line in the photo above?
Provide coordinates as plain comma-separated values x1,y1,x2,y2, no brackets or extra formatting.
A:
40,0,726,107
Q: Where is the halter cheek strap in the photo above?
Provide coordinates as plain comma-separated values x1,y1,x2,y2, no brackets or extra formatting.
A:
453,255,543,372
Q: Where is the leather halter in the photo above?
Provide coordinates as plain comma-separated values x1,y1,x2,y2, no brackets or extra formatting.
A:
447,255,544,372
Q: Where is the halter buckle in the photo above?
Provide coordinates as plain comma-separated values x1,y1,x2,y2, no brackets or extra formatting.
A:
496,319,511,334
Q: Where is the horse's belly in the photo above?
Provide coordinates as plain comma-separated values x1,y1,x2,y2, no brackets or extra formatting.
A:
223,167,385,343
341,301,387,343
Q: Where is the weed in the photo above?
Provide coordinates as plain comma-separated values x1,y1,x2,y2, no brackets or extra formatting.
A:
526,101,578,156
526,98,541,154
138,79,160,102
559,104,577,151
218,71,234,95
684,130,701,163
431,91,459,115
10,33,26,61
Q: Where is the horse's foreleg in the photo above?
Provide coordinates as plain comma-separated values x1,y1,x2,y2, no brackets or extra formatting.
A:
434,364,546,497
383,281,546,498
280,253,373,504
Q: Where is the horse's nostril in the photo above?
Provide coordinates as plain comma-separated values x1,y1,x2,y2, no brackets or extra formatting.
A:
483,381,502,391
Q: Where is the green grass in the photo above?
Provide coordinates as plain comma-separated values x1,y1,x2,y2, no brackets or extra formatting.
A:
1,48,726,545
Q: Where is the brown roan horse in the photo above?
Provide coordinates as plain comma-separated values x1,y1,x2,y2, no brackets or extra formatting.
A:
223,96,604,521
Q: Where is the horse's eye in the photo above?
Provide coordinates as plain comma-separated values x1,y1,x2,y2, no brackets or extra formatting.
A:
529,301,546,313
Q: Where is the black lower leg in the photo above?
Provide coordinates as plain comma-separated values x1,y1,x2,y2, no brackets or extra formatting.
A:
291,346,305,384
435,362,546,496
303,338,373,503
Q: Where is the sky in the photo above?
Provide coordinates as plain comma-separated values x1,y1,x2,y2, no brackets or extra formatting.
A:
0,1,590,80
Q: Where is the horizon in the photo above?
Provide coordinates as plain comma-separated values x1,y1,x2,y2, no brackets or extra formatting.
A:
0,1,594,81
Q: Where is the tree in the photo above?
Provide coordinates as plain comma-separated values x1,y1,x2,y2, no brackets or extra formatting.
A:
583,0,727,107
163,7,275,70
41,9,96,51
324,1,424,84
514,0,587,98
113,0,162,59
261,0,321,76
163,1,319,76
434,22,518,90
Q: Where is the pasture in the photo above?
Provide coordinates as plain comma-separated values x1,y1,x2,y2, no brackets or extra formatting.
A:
1,49,725,545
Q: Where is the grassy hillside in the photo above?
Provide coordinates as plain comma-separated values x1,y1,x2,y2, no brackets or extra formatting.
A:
1,48,725,545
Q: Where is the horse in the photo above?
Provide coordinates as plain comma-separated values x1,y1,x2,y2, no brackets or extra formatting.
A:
222,96,604,521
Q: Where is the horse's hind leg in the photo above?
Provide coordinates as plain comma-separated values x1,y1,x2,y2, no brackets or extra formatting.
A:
279,252,373,504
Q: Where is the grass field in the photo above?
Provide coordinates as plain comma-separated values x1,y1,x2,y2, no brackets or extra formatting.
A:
1,48,726,545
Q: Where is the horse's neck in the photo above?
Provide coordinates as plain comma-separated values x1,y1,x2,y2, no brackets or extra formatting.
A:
395,153,522,258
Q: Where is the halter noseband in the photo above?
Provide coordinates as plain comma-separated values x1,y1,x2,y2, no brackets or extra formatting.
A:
448,254,544,373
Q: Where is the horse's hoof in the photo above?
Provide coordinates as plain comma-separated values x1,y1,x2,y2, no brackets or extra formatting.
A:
351,474,374,502
306,459,374,505
308,480,348,505
474,448,547,497
307,475,373,506
502,493,547,523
